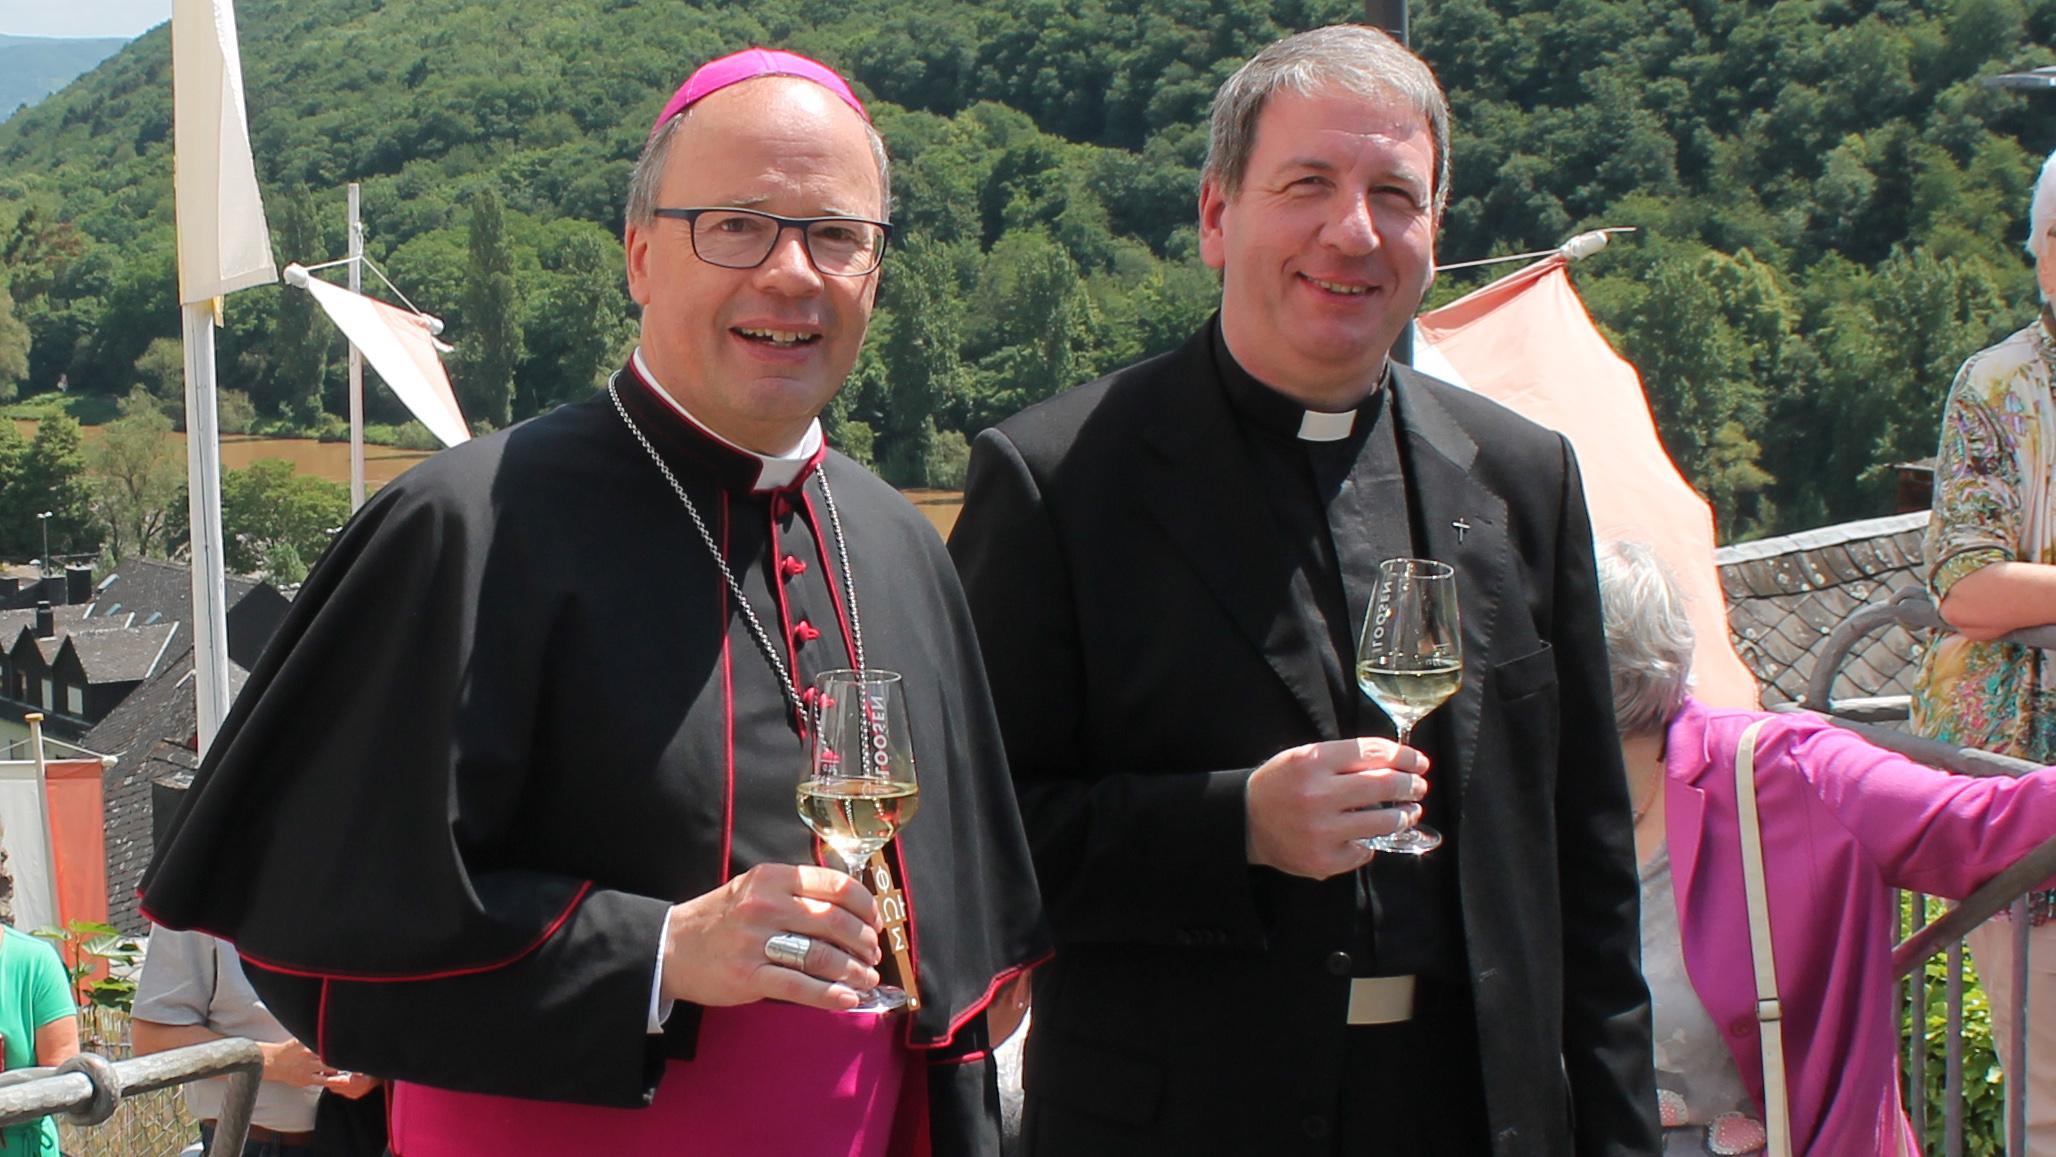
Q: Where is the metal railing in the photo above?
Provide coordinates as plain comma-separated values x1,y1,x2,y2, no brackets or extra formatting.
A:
1795,584,2056,1156
0,1038,260,1157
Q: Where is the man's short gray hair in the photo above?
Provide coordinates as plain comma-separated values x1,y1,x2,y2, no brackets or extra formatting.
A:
1202,25,1451,218
625,102,894,231
1595,540,1695,738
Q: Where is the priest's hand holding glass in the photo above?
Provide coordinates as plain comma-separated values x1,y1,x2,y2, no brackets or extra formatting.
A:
1353,558,1462,855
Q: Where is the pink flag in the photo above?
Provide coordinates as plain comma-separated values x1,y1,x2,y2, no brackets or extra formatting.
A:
1417,257,1758,708
0,758,107,932
298,275,470,448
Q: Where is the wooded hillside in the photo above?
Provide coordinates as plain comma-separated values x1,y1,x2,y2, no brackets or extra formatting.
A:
1,0,2052,539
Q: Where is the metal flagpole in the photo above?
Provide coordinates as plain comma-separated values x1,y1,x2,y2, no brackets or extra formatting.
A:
24,713,60,929
171,0,273,755
1364,0,1408,45
1364,0,1413,366
348,182,366,511
182,302,234,751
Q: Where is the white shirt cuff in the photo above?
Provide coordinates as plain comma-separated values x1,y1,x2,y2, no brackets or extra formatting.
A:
648,927,675,1033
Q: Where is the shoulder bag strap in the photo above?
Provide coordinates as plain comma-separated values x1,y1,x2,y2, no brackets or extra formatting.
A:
1733,717,1794,1157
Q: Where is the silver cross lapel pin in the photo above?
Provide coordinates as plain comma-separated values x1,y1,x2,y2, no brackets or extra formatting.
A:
1452,518,1471,544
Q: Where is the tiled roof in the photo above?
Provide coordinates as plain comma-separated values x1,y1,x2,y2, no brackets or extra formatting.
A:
64,622,182,684
84,647,250,935
1714,511,1929,708
0,603,94,642
84,559,263,627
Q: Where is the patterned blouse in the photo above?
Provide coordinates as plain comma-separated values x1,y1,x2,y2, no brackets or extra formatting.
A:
1913,315,2056,761
1642,845,1766,1155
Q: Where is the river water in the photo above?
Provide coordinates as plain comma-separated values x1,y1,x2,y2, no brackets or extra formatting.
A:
12,419,965,536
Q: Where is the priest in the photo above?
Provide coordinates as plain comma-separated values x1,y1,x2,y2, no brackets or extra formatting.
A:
142,48,1047,1157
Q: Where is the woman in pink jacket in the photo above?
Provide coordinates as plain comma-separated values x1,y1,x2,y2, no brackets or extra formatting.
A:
1598,540,2056,1156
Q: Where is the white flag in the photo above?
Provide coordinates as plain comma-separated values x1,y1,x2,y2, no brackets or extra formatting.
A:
173,0,275,304
301,277,471,448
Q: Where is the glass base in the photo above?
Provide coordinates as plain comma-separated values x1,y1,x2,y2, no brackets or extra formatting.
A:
845,984,909,1013
1361,823,1442,856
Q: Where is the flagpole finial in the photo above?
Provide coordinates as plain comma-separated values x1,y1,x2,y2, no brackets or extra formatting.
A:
1558,231,1612,261
1558,226,1637,262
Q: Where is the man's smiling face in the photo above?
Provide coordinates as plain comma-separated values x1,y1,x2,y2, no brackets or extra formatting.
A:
1200,86,1438,407
625,77,884,454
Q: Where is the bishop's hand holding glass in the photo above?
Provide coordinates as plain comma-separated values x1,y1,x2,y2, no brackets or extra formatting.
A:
796,669,921,1012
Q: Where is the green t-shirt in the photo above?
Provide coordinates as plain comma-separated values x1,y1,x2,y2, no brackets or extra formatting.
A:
0,925,76,1154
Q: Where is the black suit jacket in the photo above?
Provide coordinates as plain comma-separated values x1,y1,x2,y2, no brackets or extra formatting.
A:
949,326,1658,1156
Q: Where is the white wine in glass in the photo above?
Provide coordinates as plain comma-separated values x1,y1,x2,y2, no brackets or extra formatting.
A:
795,778,921,866
1355,558,1462,855
799,668,920,1011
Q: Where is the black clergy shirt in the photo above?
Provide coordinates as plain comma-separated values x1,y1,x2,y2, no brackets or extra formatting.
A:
1209,322,1461,983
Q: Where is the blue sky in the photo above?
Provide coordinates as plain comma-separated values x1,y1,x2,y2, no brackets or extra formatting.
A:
0,0,167,38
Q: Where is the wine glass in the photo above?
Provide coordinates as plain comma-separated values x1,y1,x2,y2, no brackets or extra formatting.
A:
798,668,921,1011
1355,558,1462,855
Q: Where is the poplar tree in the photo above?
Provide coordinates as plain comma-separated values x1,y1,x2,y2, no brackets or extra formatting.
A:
459,190,521,430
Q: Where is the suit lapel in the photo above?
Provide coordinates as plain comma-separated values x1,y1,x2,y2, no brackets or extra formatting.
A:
1393,370,1509,828
1140,336,1339,738
1667,775,1709,921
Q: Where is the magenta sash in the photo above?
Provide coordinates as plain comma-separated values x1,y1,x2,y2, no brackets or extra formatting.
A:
389,1001,905,1156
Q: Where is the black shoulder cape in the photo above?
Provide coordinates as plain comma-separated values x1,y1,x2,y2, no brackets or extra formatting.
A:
142,367,1048,1124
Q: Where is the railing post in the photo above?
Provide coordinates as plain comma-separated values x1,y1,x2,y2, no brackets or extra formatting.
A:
1907,892,1929,1143
0,1038,262,1152
2009,903,2030,1157
1946,940,1965,1157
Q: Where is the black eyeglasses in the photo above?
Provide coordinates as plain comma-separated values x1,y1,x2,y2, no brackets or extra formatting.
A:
653,207,893,277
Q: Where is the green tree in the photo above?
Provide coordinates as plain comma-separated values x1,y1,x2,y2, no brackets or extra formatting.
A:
458,190,521,429
873,239,966,485
0,415,97,561
1597,244,1785,535
516,223,629,417
272,185,333,425
88,388,183,560
220,459,349,580
132,336,185,415
1781,247,2016,523
0,280,29,401
962,229,1097,430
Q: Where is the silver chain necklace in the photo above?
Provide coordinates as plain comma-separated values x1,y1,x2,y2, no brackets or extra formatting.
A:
607,375,867,723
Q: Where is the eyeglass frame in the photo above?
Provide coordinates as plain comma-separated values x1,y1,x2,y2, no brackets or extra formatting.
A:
651,207,894,277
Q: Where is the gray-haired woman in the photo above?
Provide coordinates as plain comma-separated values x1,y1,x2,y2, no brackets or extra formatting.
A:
1598,540,2056,1155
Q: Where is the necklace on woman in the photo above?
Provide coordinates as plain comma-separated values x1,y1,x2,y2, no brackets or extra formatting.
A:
1630,748,1665,826
1631,784,1660,825
607,375,866,725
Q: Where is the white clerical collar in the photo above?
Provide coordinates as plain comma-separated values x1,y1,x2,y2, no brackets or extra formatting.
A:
1297,409,1356,442
631,348,824,491
1294,363,1396,441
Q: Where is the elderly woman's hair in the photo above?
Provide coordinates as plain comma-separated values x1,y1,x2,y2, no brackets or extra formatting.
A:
2029,147,2056,262
1595,540,1695,737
